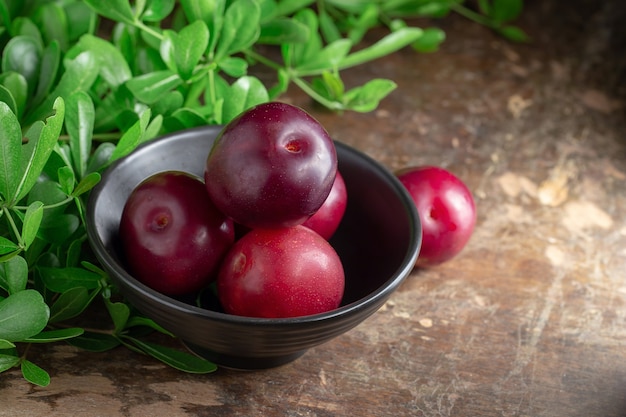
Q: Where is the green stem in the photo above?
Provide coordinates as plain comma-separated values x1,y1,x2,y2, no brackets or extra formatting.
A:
292,77,344,111
58,133,122,142
207,68,217,112
134,21,165,40
14,196,74,211
3,207,24,249
52,322,115,336
451,3,496,28
243,49,284,72
19,342,32,360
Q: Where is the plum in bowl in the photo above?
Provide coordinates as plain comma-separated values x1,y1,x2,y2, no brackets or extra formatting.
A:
86,125,421,370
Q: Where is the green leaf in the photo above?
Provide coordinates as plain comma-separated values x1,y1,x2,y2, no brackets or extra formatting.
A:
49,287,96,323
289,8,321,67
318,8,341,43
144,114,163,141
127,338,217,373
412,27,446,53
10,17,45,50
498,25,530,42
415,2,452,17
150,89,184,116
57,165,75,196
24,327,84,343
318,71,345,101
109,109,152,162
0,71,28,118
179,0,220,24
64,1,98,41
0,84,18,115
66,91,95,178
222,76,269,123
125,316,174,336
56,51,100,96
0,290,50,342
170,107,207,128
347,3,379,45
69,35,133,88
126,70,182,104
0,101,21,203
0,353,20,373
67,331,121,352
34,3,69,52
83,0,136,25
0,0,11,30
21,360,50,387
80,262,106,278
135,0,148,17
71,172,101,198
173,20,209,80
490,0,524,22
38,266,101,292
478,0,491,14
38,214,79,245
258,0,278,21
31,40,61,108
65,238,83,268
142,0,176,22
27,178,67,220
344,78,397,112
214,0,260,61
105,299,130,333
339,27,423,70
94,87,134,132
295,38,352,74
1,36,41,94
139,23,164,51
0,237,19,257
160,30,176,72
115,109,140,132
16,97,65,202
22,201,44,251
0,255,28,295
258,18,310,45
270,0,316,18
217,56,248,78
27,50,96,125
86,142,115,174
0,339,15,349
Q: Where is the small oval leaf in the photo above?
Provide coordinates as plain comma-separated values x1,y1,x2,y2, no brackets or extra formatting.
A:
21,360,50,387
0,290,50,342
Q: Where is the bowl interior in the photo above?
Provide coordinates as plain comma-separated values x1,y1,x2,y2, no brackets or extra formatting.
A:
86,126,420,368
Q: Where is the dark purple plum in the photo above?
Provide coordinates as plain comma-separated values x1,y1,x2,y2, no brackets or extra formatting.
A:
204,102,337,229
119,171,235,295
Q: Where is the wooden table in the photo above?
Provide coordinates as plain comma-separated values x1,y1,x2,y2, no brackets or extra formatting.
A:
3,1,626,415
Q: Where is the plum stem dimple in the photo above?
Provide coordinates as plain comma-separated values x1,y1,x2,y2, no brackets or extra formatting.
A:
429,207,439,221
152,213,170,231
285,139,302,153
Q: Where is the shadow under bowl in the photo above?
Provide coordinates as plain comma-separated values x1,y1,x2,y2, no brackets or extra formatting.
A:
86,125,421,370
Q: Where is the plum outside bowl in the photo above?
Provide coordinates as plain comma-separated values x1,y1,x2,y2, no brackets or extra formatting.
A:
86,125,421,370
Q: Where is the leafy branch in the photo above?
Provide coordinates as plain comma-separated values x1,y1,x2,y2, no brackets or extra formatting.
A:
0,0,526,386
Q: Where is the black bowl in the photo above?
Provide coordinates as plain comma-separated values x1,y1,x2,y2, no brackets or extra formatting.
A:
86,126,421,370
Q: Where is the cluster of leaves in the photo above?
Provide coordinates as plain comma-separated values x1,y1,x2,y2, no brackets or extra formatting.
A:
0,0,525,386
